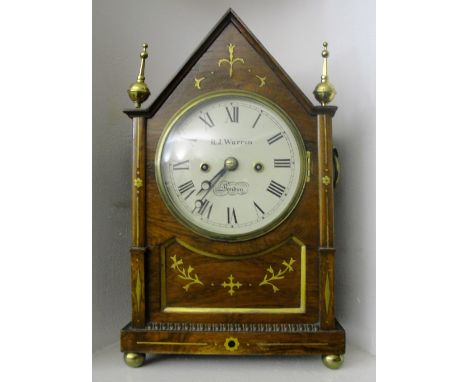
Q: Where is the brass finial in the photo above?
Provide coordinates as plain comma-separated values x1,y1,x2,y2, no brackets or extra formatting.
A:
313,42,336,106
127,43,151,108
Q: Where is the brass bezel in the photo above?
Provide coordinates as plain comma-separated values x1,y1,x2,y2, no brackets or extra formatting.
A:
154,90,307,242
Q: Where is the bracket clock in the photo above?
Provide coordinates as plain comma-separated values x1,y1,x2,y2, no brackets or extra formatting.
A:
121,9,345,369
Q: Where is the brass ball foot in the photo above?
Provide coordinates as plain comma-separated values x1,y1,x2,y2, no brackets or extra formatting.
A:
124,352,145,368
321,354,344,369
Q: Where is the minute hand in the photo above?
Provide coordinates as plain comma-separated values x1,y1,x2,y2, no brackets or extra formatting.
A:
194,157,239,212
196,165,227,198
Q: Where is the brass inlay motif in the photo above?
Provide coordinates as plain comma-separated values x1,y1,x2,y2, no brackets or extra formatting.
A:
326,193,330,246
194,76,205,89
221,274,242,296
161,236,290,260
325,271,331,314
169,255,203,291
134,177,143,189
224,337,240,351
137,341,208,346
306,151,311,182
257,342,328,348
136,195,139,245
324,123,328,165
161,236,306,314
135,269,142,312
218,43,244,77
133,118,144,246
255,75,266,87
259,258,296,293
136,118,140,173
322,175,331,186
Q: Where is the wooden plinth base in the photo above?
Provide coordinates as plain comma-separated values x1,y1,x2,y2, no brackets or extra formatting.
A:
121,320,345,357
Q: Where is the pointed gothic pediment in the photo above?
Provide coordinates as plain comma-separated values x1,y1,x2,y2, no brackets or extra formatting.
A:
125,9,334,118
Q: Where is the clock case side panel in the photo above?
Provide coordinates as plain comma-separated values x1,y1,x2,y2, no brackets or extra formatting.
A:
129,116,148,328
317,112,338,330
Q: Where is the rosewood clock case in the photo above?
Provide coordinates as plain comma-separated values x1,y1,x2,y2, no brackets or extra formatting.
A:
121,9,345,364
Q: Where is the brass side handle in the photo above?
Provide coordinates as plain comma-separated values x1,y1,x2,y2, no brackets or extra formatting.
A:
332,147,340,188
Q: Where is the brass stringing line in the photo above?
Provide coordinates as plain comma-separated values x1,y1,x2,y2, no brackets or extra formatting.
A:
295,236,306,310
324,271,330,314
163,306,304,314
257,342,328,347
160,247,167,309
136,269,141,312
135,120,140,245
171,236,293,260
136,341,208,346
136,120,140,173
136,196,139,245
324,120,328,166
326,193,329,246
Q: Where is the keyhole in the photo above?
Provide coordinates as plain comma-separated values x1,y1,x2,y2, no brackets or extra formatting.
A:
228,340,236,348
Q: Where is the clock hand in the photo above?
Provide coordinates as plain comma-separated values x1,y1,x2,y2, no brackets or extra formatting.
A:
196,165,227,196
194,157,238,214
196,156,238,196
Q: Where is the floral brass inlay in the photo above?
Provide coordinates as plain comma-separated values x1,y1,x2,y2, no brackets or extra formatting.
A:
134,177,143,189
259,258,296,293
322,175,331,186
218,43,244,78
194,77,205,89
221,274,242,296
169,255,203,291
255,75,266,87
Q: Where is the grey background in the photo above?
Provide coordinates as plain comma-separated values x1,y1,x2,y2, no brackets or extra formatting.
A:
93,0,375,355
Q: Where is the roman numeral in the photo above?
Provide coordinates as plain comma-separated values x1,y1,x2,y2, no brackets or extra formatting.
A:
199,112,215,127
274,159,291,168
267,132,284,145
200,199,213,218
266,180,286,198
226,106,239,123
178,180,195,196
227,207,238,224
194,199,213,219
253,201,265,216
172,160,190,170
206,204,213,219
251,112,262,128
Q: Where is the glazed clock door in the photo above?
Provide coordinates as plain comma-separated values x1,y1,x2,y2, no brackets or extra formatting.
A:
155,91,307,241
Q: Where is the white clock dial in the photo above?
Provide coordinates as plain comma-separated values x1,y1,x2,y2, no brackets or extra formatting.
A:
155,91,306,241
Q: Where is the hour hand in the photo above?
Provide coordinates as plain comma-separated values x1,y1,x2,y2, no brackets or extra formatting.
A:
196,157,238,196
196,179,212,196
